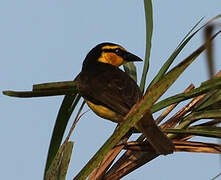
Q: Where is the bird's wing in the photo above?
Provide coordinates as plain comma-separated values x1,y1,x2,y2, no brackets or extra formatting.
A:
76,65,142,116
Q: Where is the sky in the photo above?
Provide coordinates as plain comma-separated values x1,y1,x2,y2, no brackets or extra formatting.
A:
1,1,221,180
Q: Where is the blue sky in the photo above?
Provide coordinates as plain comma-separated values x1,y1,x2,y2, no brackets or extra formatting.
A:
1,1,221,179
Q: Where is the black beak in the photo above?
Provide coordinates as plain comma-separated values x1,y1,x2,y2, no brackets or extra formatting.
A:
124,52,143,62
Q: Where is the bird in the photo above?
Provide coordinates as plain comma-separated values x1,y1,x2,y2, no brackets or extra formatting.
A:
74,42,174,155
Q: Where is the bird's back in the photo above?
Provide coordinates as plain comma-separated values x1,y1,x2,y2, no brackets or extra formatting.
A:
75,62,142,117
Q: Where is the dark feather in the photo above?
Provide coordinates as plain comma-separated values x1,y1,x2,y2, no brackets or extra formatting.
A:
75,62,142,116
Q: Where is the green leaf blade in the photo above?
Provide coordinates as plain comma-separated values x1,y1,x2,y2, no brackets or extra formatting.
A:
165,126,221,139
123,62,137,82
44,94,80,178
148,15,221,90
140,0,153,93
59,142,74,180
151,76,221,113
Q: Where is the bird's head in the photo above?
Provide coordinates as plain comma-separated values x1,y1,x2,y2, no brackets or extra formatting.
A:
83,42,142,67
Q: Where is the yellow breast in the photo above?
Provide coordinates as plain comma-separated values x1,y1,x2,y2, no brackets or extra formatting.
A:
86,100,122,123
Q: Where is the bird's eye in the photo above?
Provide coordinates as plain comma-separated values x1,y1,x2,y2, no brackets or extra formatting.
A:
115,48,122,56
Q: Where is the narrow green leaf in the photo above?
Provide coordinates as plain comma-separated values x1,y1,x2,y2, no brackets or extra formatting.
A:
147,19,202,89
123,62,137,82
2,89,73,98
147,14,221,89
140,0,153,93
191,126,221,132
177,17,204,47
151,76,221,113
58,142,74,180
177,109,221,129
201,76,221,87
165,126,221,139
45,144,64,180
3,81,78,98
33,81,76,91
44,94,80,178
194,90,221,111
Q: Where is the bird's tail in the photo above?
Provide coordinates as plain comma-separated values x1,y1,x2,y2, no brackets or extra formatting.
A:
135,110,174,155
